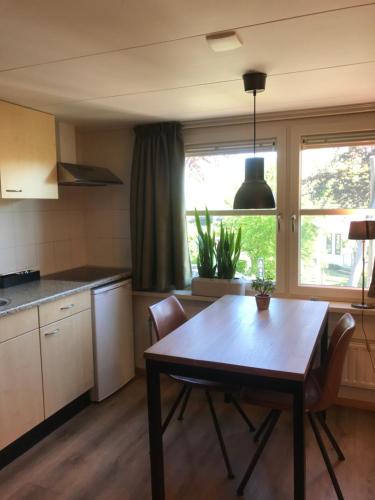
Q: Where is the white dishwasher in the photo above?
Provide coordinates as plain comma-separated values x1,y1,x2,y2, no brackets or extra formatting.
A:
90,278,135,402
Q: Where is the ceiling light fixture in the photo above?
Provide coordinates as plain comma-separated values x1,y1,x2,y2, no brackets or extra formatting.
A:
233,72,275,209
206,31,243,52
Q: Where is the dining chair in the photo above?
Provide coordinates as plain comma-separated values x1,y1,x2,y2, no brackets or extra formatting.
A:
236,312,356,499
148,295,255,479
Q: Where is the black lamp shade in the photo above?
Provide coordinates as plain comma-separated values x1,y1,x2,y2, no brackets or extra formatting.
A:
233,157,275,209
348,220,375,240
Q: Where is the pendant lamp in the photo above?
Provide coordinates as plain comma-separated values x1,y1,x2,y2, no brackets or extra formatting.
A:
233,72,275,209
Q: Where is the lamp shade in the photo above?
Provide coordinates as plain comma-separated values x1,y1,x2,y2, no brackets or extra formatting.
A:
348,220,375,240
233,157,275,209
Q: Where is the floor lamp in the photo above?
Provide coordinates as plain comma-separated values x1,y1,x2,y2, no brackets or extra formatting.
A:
348,220,375,309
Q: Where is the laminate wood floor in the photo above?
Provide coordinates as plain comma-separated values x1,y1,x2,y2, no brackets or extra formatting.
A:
0,376,374,500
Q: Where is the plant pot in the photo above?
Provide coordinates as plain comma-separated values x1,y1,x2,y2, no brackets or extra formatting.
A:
255,294,271,310
191,277,246,298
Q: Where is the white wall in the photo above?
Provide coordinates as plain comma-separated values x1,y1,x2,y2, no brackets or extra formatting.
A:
0,122,86,275
76,127,134,268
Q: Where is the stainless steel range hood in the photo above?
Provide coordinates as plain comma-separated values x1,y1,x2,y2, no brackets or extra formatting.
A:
58,162,123,186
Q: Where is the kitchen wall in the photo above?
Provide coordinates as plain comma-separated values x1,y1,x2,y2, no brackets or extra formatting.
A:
76,127,133,269
0,122,86,275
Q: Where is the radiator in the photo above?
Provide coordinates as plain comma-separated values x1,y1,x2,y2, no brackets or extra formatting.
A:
341,340,375,390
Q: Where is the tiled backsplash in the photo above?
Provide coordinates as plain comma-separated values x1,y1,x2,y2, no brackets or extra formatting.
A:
77,127,133,270
0,188,86,275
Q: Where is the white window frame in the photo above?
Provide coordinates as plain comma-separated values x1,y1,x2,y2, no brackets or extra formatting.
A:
289,116,375,301
184,124,287,293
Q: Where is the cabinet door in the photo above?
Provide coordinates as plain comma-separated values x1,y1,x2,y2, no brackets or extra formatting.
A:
40,309,94,418
0,330,44,449
0,100,58,199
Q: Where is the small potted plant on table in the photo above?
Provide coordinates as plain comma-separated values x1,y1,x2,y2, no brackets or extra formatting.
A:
251,277,275,310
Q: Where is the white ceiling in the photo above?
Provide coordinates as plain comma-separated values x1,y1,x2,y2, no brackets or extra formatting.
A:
0,0,374,127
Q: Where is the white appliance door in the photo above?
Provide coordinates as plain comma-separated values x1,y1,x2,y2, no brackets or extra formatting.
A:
91,279,135,402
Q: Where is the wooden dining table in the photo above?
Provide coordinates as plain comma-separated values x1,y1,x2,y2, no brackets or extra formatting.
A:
144,295,329,500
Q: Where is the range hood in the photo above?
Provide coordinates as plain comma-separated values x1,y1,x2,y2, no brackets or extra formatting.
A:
58,162,123,186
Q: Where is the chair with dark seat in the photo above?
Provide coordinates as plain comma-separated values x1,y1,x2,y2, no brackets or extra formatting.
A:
237,312,356,499
149,295,255,479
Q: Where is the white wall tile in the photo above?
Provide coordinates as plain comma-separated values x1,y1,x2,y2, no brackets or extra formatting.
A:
0,212,15,249
54,240,73,271
13,212,36,246
15,244,37,271
112,238,132,267
36,242,55,276
0,247,16,274
85,210,113,239
52,211,72,241
70,210,85,240
34,211,55,243
71,238,87,268
86,238,114,267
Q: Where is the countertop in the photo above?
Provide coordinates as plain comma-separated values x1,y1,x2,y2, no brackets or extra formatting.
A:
0,266,132,318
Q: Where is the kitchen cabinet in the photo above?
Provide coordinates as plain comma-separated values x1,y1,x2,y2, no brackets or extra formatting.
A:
0,100,58,199
40,303,94,417
0,290,94,450
39,290,91,327
0,316,44,449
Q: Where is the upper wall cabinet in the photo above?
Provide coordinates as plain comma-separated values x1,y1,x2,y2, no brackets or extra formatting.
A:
0,100,58,199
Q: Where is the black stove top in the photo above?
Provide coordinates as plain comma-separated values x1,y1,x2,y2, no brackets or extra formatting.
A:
44,266,130,283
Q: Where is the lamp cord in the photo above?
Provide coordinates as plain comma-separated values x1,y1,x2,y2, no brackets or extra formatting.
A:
253,90,256,157
361,308,375,372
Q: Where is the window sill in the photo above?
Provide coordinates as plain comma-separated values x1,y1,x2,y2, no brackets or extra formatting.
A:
132,289,375,314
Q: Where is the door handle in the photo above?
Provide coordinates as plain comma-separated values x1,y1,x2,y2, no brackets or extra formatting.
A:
6,189,22,193
60,304,74,310
291,214,297,233
277,212,283,232
44,328,60,336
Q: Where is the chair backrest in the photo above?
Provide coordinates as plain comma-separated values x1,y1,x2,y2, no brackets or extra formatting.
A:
315,313,356,411
148,296,188,341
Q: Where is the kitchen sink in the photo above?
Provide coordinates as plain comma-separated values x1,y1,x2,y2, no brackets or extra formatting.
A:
0,298,10,307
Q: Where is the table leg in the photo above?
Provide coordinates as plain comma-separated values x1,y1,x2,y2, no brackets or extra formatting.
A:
146,360,165,500
320,315,329,366
293,382,305,500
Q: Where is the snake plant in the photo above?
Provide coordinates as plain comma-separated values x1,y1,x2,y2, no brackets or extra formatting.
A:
194,208,216,278
216,223,242,279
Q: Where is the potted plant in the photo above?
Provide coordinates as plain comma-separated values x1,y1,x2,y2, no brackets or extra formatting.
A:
191,209,245,297
195,207,216,279
251,277,275,310
216,222,242,279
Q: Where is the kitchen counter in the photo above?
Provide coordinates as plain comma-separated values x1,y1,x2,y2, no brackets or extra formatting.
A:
0,266,132,318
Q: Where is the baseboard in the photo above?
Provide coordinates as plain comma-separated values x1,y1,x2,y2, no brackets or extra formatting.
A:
0,392,90,470
336,397,375,412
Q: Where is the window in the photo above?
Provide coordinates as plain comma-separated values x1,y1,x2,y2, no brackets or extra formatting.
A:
299,135,375,289
184,142,277,281
326,234,333,254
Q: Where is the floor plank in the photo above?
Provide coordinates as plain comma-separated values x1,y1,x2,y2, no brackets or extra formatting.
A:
0,375,374,500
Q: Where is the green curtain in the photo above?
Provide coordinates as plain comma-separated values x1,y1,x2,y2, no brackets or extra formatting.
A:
130,122,191,291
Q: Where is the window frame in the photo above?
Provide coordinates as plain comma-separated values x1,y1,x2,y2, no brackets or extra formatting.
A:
289,117,375,301
184,124,287,293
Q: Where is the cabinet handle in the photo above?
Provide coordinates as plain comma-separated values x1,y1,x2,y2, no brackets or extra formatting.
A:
60,304,74,310
45,328,60,336
6,189,22,193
